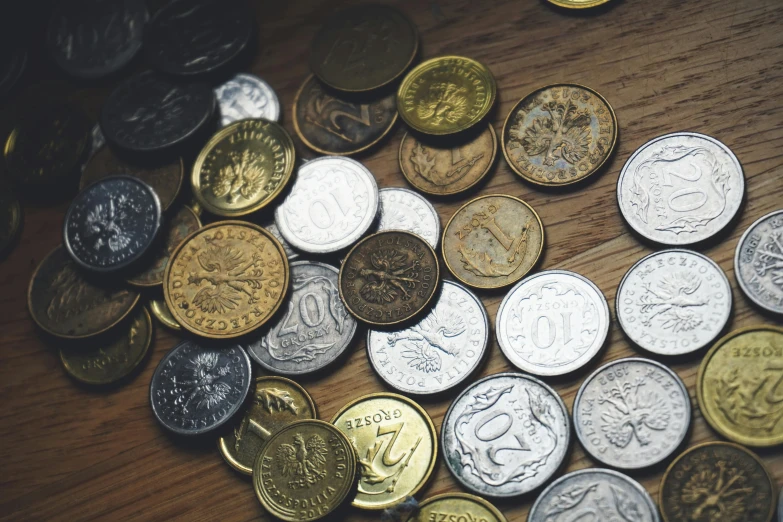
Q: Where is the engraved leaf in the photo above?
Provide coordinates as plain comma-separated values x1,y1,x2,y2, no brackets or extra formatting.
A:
257,387,299,415
610,484,644,522
410,142,437,180
543,483,598,519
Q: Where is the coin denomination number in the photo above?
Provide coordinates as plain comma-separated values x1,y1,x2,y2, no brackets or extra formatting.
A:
309,190,352,229
530,311,574,349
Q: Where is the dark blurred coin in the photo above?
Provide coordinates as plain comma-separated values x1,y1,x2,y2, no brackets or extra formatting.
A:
0,46,26,97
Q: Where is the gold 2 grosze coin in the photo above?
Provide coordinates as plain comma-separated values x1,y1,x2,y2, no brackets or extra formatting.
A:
404,493,507,522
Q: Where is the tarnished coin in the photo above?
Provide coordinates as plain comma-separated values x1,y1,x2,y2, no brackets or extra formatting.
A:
574,358,691,470
64,176,162,273
339,231,440,326
293,74,398,156
246,261,357,375
149,298,180,331
529,468,660,522
617,249,732,355
367,280,488,395
275,156,379,254
617,132,744,245
442,372,570,497
442,194,544,289
377,187,440,249
215,73,281,126
547,0,613,7
331,393,437,510
150,339,252,436
219,376,316,475
697,325,783,447
404,493,507,522
735,209,783,315
191,119,295,217
264,222,298,261
496,270,609,376
502,84,617,186
28,245,140,339
253,419,357,522
0,179,22,256
163,221,289,339
397,56,497,136
660,442,775,522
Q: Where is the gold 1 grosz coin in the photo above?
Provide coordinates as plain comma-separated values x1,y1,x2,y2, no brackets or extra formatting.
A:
697,325,783,447
547,0,613,8
397,56,496,136
404,493,507,522
339,231,439,326
253,419,357,522
191,119,295,217
163,221,289,339
502,84,617,186
220,376,317,475
442,194,544,289
330,393,437,510
0,178,22,256
149,299,181,331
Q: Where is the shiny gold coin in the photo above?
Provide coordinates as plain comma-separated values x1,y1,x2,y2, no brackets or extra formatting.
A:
330,392,437,510
59,306,152,385
697,325,783,447
397,56,497,136
219,376,317,475
149,299,181,331
0,178,22,256
547,0,613,8
502,84,617,186
28,245,140,339
163,221,289,339
192,119,295,217
404,493,507,522
442,194,544,289
253,419,356,522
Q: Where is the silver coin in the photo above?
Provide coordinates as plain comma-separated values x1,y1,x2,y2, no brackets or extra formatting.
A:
573,357,691,470
377,187,440,249
275,156,379,254
80,125,106,174
264,221,299,261
617,249,732,355
528,468,660,522
496,270,609,377
215,73,280,127
441,372,570,497
367,280,488,395
245,261,357,375
149,340,252,436
735,209,783,315
617,132,744,245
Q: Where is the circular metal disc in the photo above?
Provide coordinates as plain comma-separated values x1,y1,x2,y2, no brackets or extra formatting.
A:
377,187,440,249
215,73,281,127
735,209,783,315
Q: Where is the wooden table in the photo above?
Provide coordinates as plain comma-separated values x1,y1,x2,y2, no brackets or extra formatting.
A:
1,0,782,520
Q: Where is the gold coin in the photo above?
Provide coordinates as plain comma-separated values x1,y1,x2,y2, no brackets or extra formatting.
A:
163,221,289,339
397,56,497,136
191,119,295,217
330,392,437,510
697,325,783,447
502,84,617,186
399,124,497,196
28,245,140,339
404,493,507,522
59,306,152,385
547,0,613,8
253,419,356,522
442,194,544,289
149,299,181,331
0,177,22,256
219,376,317,475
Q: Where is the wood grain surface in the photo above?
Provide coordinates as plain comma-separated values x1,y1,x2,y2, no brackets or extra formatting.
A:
1,0,782,520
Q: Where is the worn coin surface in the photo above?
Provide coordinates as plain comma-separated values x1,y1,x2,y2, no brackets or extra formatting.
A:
377,187,440,249
149,298,181,331
367,280,488,395
0,179,22,256
660,442,775,522
442,372,571,497
735,209,783,315
442,194,544,289
275,156,379,254
697,325,783,447
264,221,298,261
617,132,744,245
293,74,398,156
331,393,437,510
215,73,281,126
497,270,609,376
547,0,613,7
617,249,732,356
404,493,507,522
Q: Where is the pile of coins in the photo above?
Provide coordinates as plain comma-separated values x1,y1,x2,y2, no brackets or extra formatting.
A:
5,1,781,521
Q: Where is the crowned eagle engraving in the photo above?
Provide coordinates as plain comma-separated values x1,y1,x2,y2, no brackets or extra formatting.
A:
638,271,707,332
599,378,670,448
416,82,468,126
84,196,131,252
209,149,268,204
187,246,267,313
516,99,592,166
359,249,421,304
176,352,232,413
276,433,328,489
389,309,466,373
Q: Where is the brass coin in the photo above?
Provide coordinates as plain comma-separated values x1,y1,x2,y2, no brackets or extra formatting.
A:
149,298,180,331
0,178,22,256
502,84,617,186
397,56,497,136
293,74,398,156
163,221,289,339
442,194,544,289
219,376,317,475
548,0,613,8
59,306,152,385
660,442,776,522
404,493,507,522
339,231,439,326
330,392,437,510
697,325,783,447
28,245,140,339
253,419,356,522
399,124,497,196
309,5,418,93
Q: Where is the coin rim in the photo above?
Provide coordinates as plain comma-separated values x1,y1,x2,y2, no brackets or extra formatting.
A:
149,298,181,331
377,186,441,249
734,209,783,315
215,72,281,125
546,0,614,9
404,492,508,522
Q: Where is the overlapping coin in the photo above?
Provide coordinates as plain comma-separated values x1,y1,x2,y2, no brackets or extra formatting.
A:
404,493,507,522
735,209,783,315
215,73,281,126
377,187,440,249
149,299,181,331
